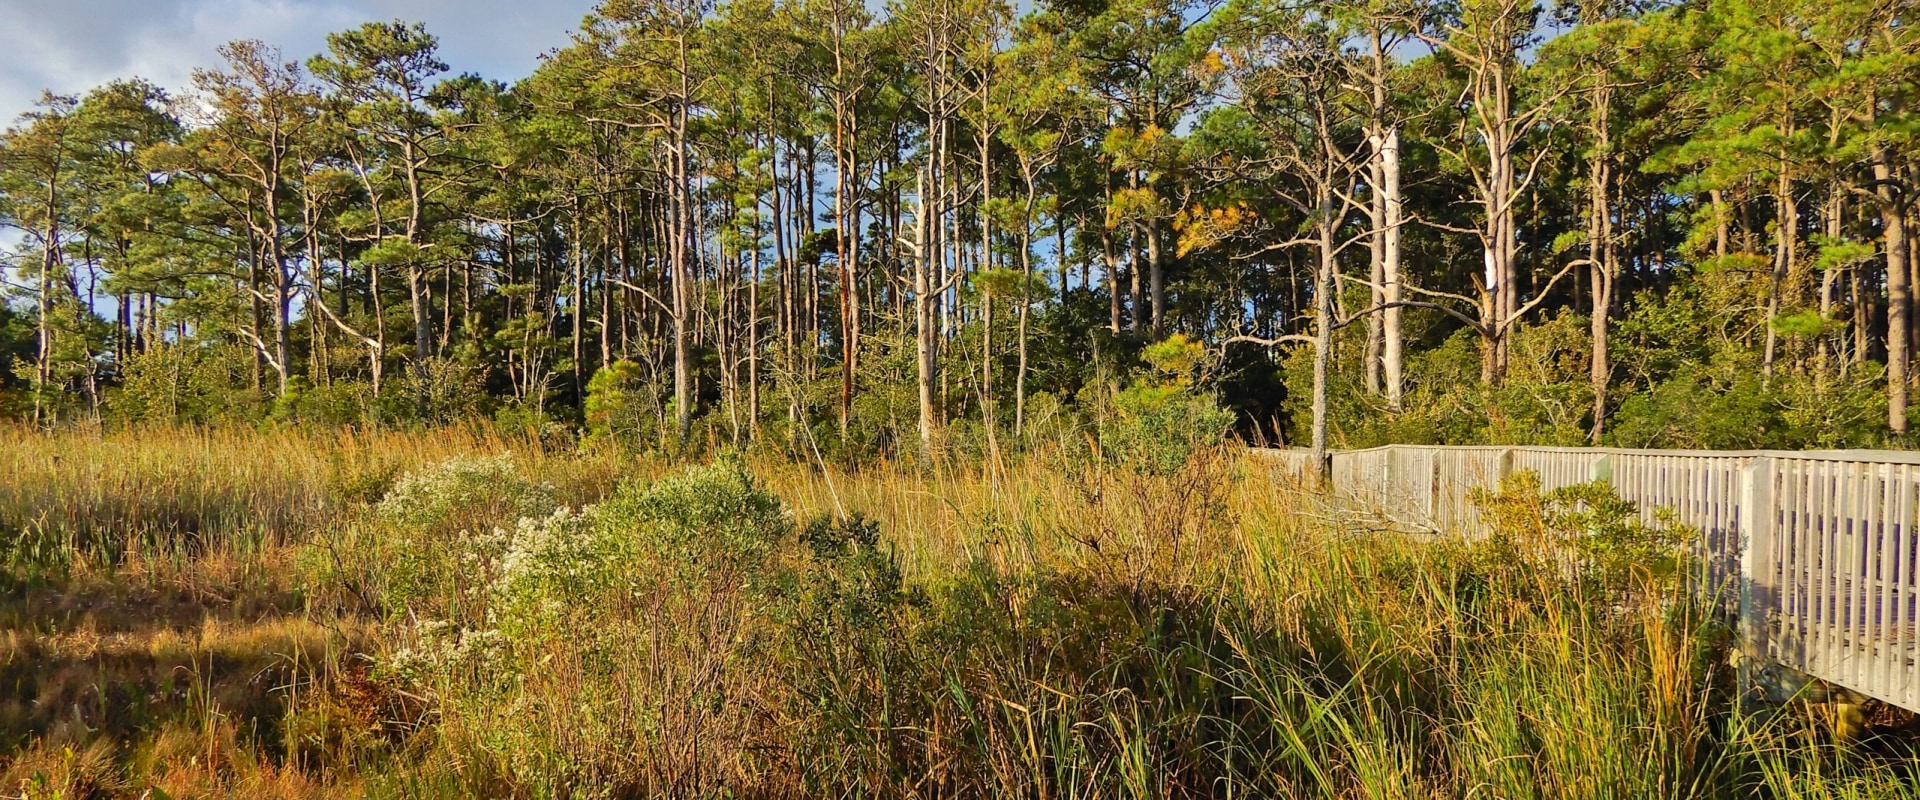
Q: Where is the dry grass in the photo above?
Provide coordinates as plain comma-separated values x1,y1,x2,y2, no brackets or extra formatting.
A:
0,424,1914,799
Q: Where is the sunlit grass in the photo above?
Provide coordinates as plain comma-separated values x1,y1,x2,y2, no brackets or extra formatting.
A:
0,424,1913,798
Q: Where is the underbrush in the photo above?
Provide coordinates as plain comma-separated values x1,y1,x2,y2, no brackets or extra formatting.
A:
0,424,1915,798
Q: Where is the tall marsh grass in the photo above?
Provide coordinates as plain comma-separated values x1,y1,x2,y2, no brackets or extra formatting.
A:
0,424,1914,798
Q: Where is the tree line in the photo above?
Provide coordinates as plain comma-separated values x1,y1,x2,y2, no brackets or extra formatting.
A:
0,0,1914,461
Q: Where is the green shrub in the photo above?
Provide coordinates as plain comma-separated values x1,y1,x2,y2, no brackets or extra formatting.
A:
594,459,788,587
1102,386,1234,476
110,342,263,424
272,377,377,425
1471,470,1696,601
408,460,795,798
793,513,908,630
388,356,489,426
1099,335,1234,476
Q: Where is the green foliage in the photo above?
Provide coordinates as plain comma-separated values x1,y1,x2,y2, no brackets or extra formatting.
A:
790,513,909,631
1471,470,1697,599
1608,286,1893,449
110,343,263,425
383,460,795,796
390,356,488,426
272,376,378,425
1102,387,1234,475
1101,336,1233,475
595,459,788,587
0,0,1914,458
1771,309,1832,339
583,359,662,451
486,507,610,640
1140,332,1206,385
1302,316,1596,449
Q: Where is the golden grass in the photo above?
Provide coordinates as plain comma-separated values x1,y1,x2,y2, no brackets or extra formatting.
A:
0,424,1913,799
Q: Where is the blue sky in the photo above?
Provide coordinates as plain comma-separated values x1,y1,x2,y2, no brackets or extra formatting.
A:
0,0,600,125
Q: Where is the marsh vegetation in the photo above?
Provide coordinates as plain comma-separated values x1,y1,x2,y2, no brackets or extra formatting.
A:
1,423,1915,799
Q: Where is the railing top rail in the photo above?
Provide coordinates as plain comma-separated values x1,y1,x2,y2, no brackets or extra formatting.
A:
1255,444,1920,466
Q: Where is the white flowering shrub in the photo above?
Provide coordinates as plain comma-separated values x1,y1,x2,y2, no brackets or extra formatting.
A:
488,507,623,640
376,454,559,624
378,453,555,527
378,461,800,796
381,619,509,690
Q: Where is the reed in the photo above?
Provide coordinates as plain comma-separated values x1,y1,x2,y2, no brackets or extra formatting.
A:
0,426,1912,798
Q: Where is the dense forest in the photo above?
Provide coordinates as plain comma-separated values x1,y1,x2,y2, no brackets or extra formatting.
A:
0,0,1914,459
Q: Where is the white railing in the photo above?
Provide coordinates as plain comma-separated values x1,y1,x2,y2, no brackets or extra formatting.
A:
1253,445,1920,713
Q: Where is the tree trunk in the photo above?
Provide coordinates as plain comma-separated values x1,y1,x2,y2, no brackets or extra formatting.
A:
912,169,940,445
1147,222,1164,338
1103,223,1122,333
1875,141,1911,433
1380,127,1405,412
1309,202,1336,474
1764,163,1796,380
1587,81,1613,444
1016,175,1037,438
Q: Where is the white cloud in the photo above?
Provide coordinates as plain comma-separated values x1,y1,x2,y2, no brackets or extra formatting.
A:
0,0,594,126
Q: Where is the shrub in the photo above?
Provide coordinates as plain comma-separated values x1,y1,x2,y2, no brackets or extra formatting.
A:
110,342,263,424
373,454,557,623
389,356,489,426
1099,335,1234,476
1471,470,1696,602
595,459,788,587
487,507,612,640
272,377,376,425
792,513,909,630
1102,385,1234,476
394,460,796,798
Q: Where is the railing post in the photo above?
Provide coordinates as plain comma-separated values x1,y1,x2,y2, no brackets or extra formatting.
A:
1739,457,1777,664
1589,454,1613,486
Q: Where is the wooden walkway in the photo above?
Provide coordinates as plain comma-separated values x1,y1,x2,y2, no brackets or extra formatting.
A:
1255,445,1920,713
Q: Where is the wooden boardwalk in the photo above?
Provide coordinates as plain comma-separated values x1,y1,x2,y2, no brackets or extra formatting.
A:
1255,445,1920,713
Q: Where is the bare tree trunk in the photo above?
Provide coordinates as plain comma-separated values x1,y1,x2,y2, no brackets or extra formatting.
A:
1309,202,1336,473
1818,191,1845,375
1764,162,1796,380
912,168,940,445
1380,127,1405,412
1147,223,1164,338
1366,159,1385,397
1365,30,1389,398
982,288,998,461
835,93,859,436
672,60,695,443
1472,70,1519,387
1128,227,1144,334
1587,81,1613,444
1016,170,1037,438
1874,141,1911,433
1103,223,1122,333
1709,189,1731,263
750,216,763,442
34,176,57,424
